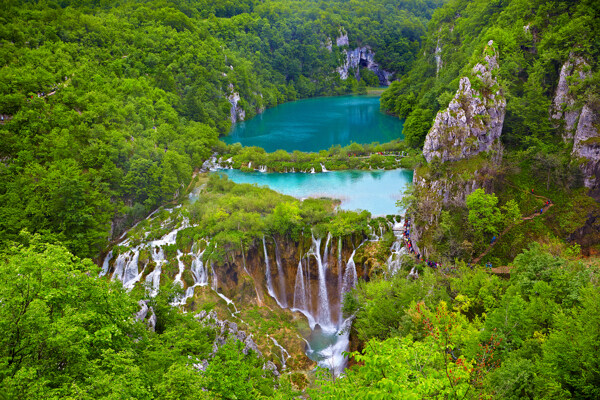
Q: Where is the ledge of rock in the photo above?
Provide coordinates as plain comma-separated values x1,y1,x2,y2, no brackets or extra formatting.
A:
423,40,506,163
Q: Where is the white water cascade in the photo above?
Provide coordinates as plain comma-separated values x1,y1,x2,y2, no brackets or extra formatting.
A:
274,239,288,308
320,163,328,172
263,236,286,309
341,250,357,295
310,233,333,330
292,257,316,328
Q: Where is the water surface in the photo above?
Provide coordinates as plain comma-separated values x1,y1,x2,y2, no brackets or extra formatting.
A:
219,169,413,216
224,95,404,152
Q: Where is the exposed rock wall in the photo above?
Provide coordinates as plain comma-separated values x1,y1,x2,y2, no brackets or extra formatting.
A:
550,56,590,140
572,105,600,198
423,40,506,163
337,46,393,86
228,84,245,124
550,55,600,199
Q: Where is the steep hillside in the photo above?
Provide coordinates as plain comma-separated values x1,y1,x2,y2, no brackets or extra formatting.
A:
383,0,600,261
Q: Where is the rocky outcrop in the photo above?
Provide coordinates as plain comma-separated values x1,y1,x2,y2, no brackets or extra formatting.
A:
337,46,393,86
135,300,157,332
572,104,600,198
228,84,245,124
192,310,280,376
550,56,590,140
423,40,506,163
551,55,600,199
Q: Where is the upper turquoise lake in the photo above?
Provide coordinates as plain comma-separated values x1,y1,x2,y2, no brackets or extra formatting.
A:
223,95,404,152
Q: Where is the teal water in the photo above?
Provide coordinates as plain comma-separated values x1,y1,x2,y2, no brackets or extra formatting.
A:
219,169,413,216
224,95,404,152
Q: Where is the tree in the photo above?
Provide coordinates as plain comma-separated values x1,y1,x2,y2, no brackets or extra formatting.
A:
466,189,501,238
403,107,434,148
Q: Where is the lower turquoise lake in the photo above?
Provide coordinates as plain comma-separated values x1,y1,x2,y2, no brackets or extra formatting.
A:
219,169,413,216
223,95,404,152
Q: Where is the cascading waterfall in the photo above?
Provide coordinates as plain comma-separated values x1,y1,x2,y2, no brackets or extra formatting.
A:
292,257,316,328
341,250,357,295
387,217,408,276
274,239,288,308
311,233,333,330
100,250,113,276
263,236,286,309
146,247,164,297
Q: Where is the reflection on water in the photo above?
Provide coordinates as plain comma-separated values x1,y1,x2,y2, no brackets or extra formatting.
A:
223,95,404,152
218,168,413,216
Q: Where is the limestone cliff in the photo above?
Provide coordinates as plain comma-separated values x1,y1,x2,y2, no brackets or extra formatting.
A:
330,28,392,86
572,105,600,198
228,84,245,124
550,56,590,140
423,40,506,163
337,46,393,86
551,55,600,199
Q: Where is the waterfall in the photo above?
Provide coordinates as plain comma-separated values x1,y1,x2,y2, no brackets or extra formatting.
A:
274,239,288,307
145,247,164,296
263,237,285,308
123,250,142,289
100,250,113,276
311,233,333,330
337,237,343,303
320,163,328,172
111,252,128,282
342,250,357,294
293,259,307,311
211,263,218,291
268,335,291,369
387,218,407,276
292,257,316,328
191,249,208,286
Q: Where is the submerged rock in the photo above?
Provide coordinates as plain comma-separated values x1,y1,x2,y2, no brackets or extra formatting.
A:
423,40,505,163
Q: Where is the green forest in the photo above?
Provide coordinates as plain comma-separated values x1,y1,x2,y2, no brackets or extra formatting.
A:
0,0,440,258
2,0,600,399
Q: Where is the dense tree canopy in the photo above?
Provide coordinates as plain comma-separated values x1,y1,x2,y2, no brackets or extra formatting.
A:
0,0,443,258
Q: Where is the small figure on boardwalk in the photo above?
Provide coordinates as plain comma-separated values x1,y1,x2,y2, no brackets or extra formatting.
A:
540,208,543,214
491,236,496,244
531,189,534,194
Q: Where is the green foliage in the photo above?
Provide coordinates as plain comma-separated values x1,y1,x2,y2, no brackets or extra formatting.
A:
0,0,444,258
466,188,502,237
381,0,600,152
0,232,282,399
344,242,600,399
403,107,435,148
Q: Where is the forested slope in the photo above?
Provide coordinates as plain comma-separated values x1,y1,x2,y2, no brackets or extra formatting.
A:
0,0,442,258
382,0,600,149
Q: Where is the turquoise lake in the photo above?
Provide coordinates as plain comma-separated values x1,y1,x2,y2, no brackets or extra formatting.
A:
223,95,404,152
219,169,413,216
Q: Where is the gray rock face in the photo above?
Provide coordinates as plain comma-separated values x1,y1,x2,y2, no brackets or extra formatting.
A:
195,310,266,360
572,104,600,198
135,300,157,332
337,46,393,86
228,84,245,124
423,40,506,163
551,56,590,140
551,55,599,199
